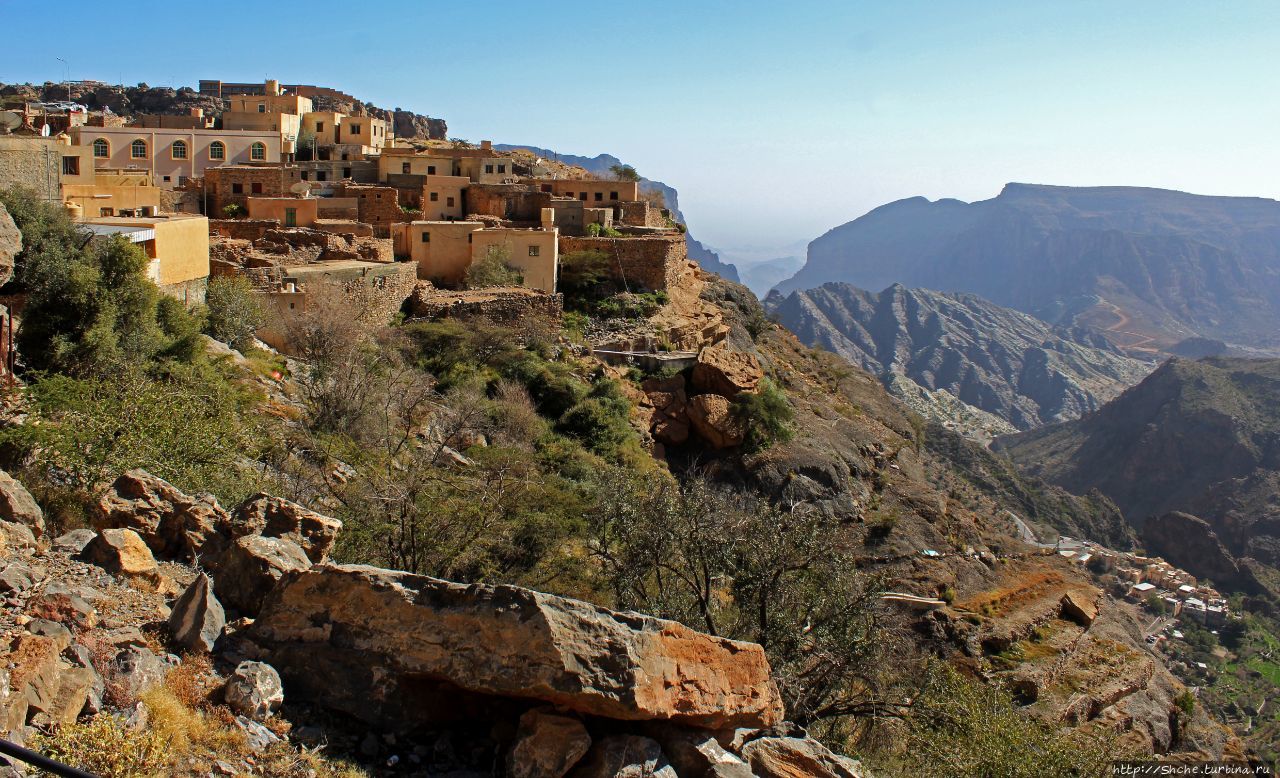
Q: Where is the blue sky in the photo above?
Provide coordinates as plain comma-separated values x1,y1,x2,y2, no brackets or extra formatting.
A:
2,0,1278,264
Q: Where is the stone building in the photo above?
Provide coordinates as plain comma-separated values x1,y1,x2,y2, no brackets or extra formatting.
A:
204,165,304,214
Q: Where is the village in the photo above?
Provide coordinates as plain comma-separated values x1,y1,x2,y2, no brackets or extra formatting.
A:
0,77,703,367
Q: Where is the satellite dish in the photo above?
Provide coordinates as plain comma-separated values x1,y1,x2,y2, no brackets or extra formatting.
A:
0,112,20,133
40,124,51,137
290,181,312,197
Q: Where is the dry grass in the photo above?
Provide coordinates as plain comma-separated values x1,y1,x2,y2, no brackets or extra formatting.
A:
32,715,166,778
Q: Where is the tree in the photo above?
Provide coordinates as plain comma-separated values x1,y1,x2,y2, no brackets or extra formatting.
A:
294,127,316,162
609,163,641,182
732,379,795,451
221,203,243,219
204,276,265,349
465,245,522,289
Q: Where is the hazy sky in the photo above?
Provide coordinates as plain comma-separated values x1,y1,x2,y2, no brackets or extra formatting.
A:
3,0,1278,263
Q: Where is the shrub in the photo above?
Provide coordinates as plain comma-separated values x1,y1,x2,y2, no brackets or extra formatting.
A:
465,245,522,288
33,714,167,778
221,203,243,218
204,275,264,349
731,379,795,451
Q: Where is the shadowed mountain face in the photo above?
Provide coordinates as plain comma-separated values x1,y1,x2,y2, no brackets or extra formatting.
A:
491,144,740,282
996,357,1280,596
775,184,1280,355
765,282,1151,432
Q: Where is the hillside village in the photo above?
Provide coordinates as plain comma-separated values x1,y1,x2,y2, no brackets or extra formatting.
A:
0,76,1269,776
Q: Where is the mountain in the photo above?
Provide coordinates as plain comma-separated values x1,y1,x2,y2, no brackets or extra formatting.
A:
995,356,1280,597
776,184,1280,356
738,255,803,297
492,144,740,282
765,282,1152,433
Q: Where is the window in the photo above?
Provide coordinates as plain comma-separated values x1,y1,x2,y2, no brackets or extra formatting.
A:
467,233,472,243
343,167,351,178
251,182,263,194
131,139,147,158
301,171,309,181
163,175,171,182
429,192,439,202
250,142,266,161
92,138,109,158
528,245,540,257
317,171,327,182
209,141,226,160
540,184,551,193
610,191,618,200
231,183,244,194
62,156,79,176
579,193,587,201
257,103,267,113
178,176,188,186
402,162,411,174
349,123,360,134
498,164,505,174
420,231,430,243
484,164,494,174
427,165,436,175
446,196,455,207
171,140,188,159
594,192,603,201
315,121,324,132
99,207,113,217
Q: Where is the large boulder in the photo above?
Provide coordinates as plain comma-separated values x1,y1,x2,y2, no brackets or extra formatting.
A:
569,735,676,778
692,343,762,398
223,661,283,720
168,573,225,653
230,494,341,563
0,202,20,287
208,535,311,616
507,708,592,778
77,528,165,590
251,565,784,731
687,395,746,449
739,736,868,778
94,470,231,561
0,470,44,538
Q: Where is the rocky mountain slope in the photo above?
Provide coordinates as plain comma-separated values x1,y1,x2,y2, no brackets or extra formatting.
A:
774,184,1280,356
492,144,740,282
765,282,1151,433
996,357,1280,599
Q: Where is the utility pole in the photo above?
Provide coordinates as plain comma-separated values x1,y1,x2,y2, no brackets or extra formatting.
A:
56,57,68,103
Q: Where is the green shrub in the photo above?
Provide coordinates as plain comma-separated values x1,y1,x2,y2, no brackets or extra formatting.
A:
731,378,795,451
221,203,243,218
465,245,523,288
203,275,264,349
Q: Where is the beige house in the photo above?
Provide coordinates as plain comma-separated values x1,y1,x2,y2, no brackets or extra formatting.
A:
419,175,468,220
395,220,558,292
529,179,640,203
246,197,319,227
301,111,389,157
71,126,283,188
0,135,161,215
79,214,210,302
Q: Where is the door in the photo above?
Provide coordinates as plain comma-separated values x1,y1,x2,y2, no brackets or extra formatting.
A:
285,208,297,227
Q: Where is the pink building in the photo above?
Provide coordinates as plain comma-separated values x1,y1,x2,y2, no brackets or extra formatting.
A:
71,126,283,188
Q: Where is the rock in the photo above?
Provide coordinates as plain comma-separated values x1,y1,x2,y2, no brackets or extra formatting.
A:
652,416,690,446
28,584,96,630
1059,590,1099,627
109,646,167,700
0,562,33,594
568,735,676,778
508,708,592,778
692,343,763,398
251,564,784,731
94,470,231,561
26,620,71,652
223,661,283,720
52,529,97,554
739,736,867,778
0,471,43,538
77,528,164,589
687,395,746,449
233,715,281,752
0,521,38,555
208,536,310,616
30,666,96,727
230,494,342,563
3,635,60,730
167,573,225,653
646,726,752,777
0,202,20,287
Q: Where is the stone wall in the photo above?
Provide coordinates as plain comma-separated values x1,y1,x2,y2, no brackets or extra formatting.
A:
407,285,564,338
0,142,61,202
466,184,542,221
158,276,208,306
558,235,687,292
205,166,303,215
331,184,404,236
210,219,279,241
312,220,373,237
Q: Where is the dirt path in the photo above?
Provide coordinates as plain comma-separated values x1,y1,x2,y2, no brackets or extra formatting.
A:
1095,300,1161,355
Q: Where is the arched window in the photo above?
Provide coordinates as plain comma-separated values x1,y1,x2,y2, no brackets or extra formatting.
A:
208,141,225,160
130,139,147,159
250,142,266,161
171,140,187,159
92,138,109,158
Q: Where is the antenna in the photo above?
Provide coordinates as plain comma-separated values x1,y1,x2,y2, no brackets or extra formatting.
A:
0,112,21,134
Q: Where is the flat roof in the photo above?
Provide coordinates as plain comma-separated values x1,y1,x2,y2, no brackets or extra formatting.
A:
81,224,153,243
1132,582,1156,591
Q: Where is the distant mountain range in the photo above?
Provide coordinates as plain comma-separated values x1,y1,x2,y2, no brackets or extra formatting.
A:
774,184,1280,356
738,256,802,297
492,144,740,283
996,357,1280,598
765,282,1151,434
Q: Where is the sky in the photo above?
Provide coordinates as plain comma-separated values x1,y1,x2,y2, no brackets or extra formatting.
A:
3,0,1279,266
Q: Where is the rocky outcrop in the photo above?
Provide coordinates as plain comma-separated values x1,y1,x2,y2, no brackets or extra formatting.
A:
569,735,676,778
687,394,746,449
94,470,231,561
0,471,42,538
390,110,448,141
766,282,1150,432
692,343,763,398
740,735,868,778
230,494,342,563
1140,512,1264,596
508,709,593,778
250,564,784,731
208,535,311,616
0,201,23,287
